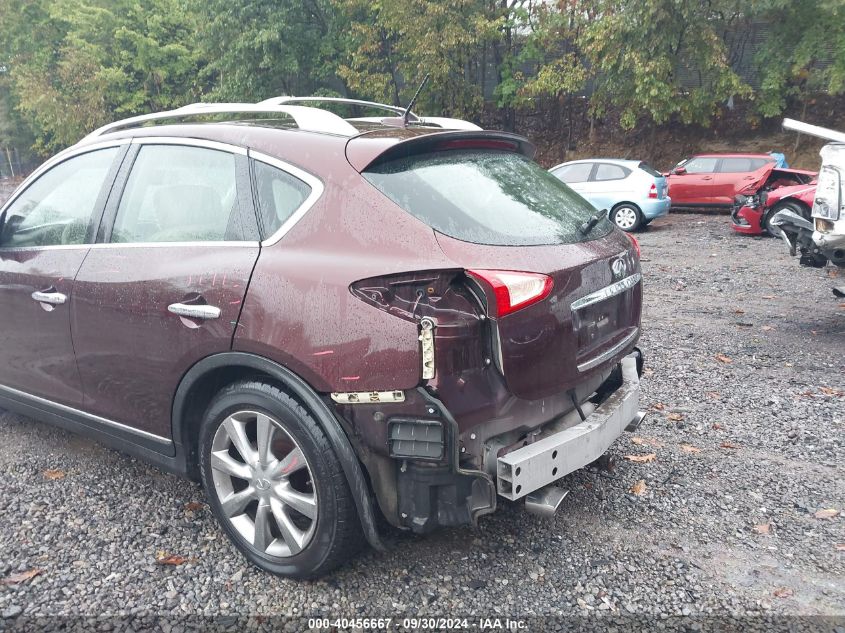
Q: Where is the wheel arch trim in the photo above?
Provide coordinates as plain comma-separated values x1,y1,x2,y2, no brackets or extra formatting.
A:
172,351,385,551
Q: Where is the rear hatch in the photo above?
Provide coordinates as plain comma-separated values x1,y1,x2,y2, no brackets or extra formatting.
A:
639,161,667,198
358,134,642,401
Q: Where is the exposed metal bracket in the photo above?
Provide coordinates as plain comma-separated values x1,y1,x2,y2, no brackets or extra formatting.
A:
330,390,405,404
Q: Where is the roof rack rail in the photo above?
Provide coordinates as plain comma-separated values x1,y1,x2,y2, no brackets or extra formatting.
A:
260,96,482,131
82,96,482,142
82,103,359,141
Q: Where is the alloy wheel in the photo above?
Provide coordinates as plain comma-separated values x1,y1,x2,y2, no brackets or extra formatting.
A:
210,410,317,558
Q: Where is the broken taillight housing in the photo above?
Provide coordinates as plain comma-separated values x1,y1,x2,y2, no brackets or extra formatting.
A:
467,269,553,317
648,183,658,199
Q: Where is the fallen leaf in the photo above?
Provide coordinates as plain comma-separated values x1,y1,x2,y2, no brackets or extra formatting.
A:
819,386,844,397
715,353,732,364
752,523,770,535
712,423,723,430
719,442,740,450
651,402,665,411
732,309,745,314
761,295,776,300
185,502,204,512
631,437,664,448
624,453,657,463
680,444,701,454
835,544,845,551
629,480,647,496
643,367,655,377
761,325,774,331
2,569,42,584
43,469,65,481
155,552,188,566
814,508,840,520
706,391,721,399
773,587,793,598
666,412,685,421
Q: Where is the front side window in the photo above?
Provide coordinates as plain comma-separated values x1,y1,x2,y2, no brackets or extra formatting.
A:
0,148,119,248
594,164,629,181
364,149,611,246
683,157,718,174
111,145,241,243
252,161,312,237
552,163,593,183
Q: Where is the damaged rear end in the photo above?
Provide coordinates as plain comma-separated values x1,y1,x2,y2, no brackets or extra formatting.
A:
340,131,646,530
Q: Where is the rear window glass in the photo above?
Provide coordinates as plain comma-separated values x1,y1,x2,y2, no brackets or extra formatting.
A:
363,150,611,246
638,162,662,177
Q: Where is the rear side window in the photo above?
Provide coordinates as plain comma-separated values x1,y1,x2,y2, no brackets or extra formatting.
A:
364,150,611,246
638,162,662,177
594,163,629,181
111,145,243,243
719,157,754,173
253,161,312,237
0,148,119,248
750,158,771,170
552,163,592,183
683,157,718,174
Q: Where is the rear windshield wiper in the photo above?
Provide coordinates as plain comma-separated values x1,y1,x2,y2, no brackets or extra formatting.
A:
579,208,608,235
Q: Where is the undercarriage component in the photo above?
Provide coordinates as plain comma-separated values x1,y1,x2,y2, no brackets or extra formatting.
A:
771,209,829,267
495,353,641,501
524,485,569,517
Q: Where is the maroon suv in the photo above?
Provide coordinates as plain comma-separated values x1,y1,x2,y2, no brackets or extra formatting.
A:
0,100,645,578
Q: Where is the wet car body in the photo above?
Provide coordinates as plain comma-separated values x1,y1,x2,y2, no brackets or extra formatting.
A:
549,159,670,232
0,102,645,576
731,170,817,235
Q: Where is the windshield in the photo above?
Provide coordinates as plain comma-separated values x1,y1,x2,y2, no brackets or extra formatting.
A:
363,149,612,246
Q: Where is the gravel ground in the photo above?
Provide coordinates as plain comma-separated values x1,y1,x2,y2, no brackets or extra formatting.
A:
0,212,843,627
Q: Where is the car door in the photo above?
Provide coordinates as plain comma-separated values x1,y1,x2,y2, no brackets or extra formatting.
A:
0,144,127,407
71,139,261,440
667,156,719,206
550,162,596,205
713,157,755,205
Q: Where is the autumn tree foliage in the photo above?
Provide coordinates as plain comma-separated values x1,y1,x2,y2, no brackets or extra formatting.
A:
0,0,841,156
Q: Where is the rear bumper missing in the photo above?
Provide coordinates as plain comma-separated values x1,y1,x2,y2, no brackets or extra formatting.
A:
496,353,641,501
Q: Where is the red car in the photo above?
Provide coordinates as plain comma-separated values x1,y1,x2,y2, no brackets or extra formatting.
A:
667,153,779,208
732,179,817,236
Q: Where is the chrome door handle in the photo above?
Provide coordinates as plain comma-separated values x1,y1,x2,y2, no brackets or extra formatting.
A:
167,302,221,320
31,290,67,306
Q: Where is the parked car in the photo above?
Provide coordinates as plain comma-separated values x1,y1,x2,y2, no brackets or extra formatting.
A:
773,119,845,296
732,180,816,236
0,99,646,578
549,159,670,231
666,153,789,209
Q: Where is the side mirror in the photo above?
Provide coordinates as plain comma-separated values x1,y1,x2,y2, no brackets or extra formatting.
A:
673,166,687,175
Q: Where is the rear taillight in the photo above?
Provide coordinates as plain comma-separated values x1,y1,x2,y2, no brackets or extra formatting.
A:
648,183,658,199
467,269,553,317
627,233,641,257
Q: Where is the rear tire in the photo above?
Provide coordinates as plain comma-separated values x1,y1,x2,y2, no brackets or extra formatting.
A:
763,200,809,237
198,380,363,578
611,203,644,232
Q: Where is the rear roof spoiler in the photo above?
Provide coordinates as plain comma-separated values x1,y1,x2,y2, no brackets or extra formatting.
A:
345,130,536,172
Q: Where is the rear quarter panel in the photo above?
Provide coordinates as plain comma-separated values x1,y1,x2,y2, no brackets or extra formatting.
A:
234,162,457,394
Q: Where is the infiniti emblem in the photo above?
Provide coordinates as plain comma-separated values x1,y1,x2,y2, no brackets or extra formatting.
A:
255,478,272,491
611,257,628,280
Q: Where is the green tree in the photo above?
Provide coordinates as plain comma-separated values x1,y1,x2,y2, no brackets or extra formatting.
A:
753,0,845,117
581,0,751,129
0,0,202,153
